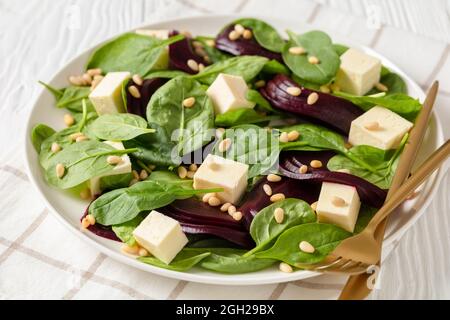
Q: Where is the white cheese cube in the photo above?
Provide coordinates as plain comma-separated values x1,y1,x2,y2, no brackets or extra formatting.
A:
193,154,248,204
135,29,170,39
335,48,381,96
89,72,130,115
316,182,361,233
133,210,188,264
89,141,132,196
206,73,255,115
349,106,413,150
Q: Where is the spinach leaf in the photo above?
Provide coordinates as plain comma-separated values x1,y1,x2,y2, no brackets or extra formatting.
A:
262,59,290,75
246,89,276,113
86,33,184,76
100,173,133,192
112,215,144,246
255,223,351,265
368,72,407,95
147,77,214,156
213,124,280,178
199,248,275,274
247,199,316,255
31,124,55,152
354,205,377,234
44,140,138,189
139,249,211,271
56,86,95,113
215,108,280,127
38,81,64,100
192,56,268,85
282,30,340,85
335,92,421,122
91,114,155,141
233,18,285,52
144,69,190,79
89,178,222,225
194,36,231,63
292,74,321,90
333,43,349,56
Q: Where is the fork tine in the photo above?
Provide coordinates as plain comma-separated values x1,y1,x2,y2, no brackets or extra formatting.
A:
295,256,342,270
315,257,349,271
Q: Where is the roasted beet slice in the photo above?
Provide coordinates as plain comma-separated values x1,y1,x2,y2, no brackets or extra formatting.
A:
180,222,254,249
215,25,283,62
260,74,363,134
126,78,167,119
81,203,120,242
279,155,387,208
169,30,210,74
240,177,321,230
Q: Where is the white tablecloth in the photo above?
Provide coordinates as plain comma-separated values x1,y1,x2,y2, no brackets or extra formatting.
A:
1,0,449,300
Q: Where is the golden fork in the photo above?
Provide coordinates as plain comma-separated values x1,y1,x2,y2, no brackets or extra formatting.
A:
297,139,450,274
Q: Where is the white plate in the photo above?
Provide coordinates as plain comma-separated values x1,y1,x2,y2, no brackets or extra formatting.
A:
24,15,445,285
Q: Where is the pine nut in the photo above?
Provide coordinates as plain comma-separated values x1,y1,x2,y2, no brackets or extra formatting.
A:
206,39,215,47
192,41,203,49
310,201,318,211
375,82,388,92
287,130,300,142
330,83,340,92
91,78,102,90
69,132,84,141
274,207,285,224
93,74,104,81
128,85,141,98
215,127,225,138
87,68,102,77
220,203,232,212
308,56,320,64
121,244,139,255
69,76,83,86
106,155,122,165
228,205,237,215
310,160,322,168
198,63,206,72
299,241,315,253
364,121,380,131
319,85,331,93
186,171,195,179
232,211,243,221
139,169,148,180
132,74,144,86
267,174,282,182
279,132,289,143
263,184,273,196
228,30,240,41
203,55,211,64
218,138,232,152
270,193,285,202
132,170,140,180
234,24,245,34
80,189,91,200
82,73,92,85
194,47,207,57
86,214,96,225
279,262,293,273
129,179,139,186
189,164,198,172
345,142,353,149
149,164,156,170
56,163,65,178
286,86,301,96
307,92,319,105
337,168,351,174
187,59,199,72
178,166,188,179
138,248,149,257
183,97,196,108
81,218,91,229
332,196,346,207
208,196,221,207
242,29,253,39
75,135,88,143
64,114,75,126
255,80,266,88
51,142,61,153
299,165,308,174
202,193,216,203
289,46,306,55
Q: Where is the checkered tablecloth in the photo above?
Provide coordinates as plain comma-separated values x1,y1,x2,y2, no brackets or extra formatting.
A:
1,0,449,300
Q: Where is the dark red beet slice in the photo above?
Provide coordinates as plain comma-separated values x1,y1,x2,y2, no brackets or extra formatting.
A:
81,203,120,242
239,177,321,230
180,222,254,249
126,78,167,119
215,25,283,62
279,155,387,208
260,74,363,134
169,30,210,74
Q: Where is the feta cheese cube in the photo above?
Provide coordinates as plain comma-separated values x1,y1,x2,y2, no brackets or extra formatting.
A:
89,72,130,115
133,210,188,264
335,48,381,96
193,154,249,204
316,182,361,233
349,106,413,150
135,29,170,39
89,141,132,196
206,73,255,115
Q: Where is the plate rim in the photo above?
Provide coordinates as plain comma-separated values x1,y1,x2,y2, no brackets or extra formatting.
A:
23,14,446,286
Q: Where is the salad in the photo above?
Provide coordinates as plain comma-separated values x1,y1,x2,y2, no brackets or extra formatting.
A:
31,18,422,274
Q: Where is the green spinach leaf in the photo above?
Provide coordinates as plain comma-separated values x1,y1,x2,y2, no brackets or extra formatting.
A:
333,43,349,56
56,86,95,113
215,108,280,127
262,59,290,75
138,249,211,271
144,70,190,79
194,36,232,63
91,114,155,141
233,18,285,52
246,89,276,113
112,215,144,246
368,72,407,95
38,81,64,100
31,124,55,152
